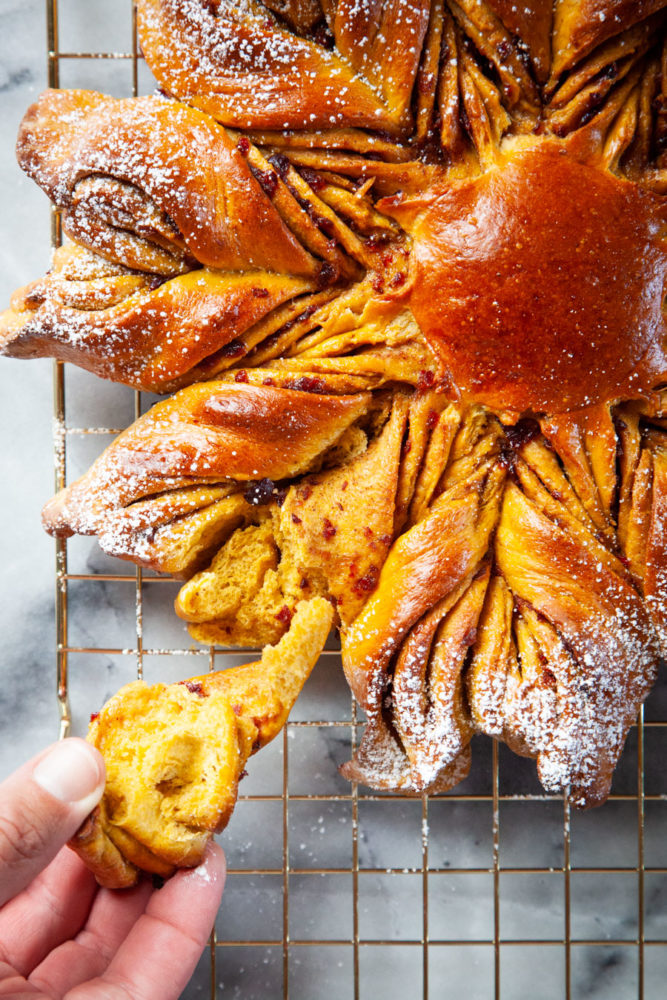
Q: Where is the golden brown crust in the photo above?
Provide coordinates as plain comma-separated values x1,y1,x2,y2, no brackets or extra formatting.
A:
0,245,318,393
70,806,140,890
390,138,667,418
340,408,505,789
484,1,553,83
495,480,659,806
136,0,423,134
16,89,319,278
551,1,667,80
42,382,371,545
341,409,504,708
340,713,472,793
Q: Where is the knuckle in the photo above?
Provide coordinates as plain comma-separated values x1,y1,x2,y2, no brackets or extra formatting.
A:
77,928,116,966
0,803,52,868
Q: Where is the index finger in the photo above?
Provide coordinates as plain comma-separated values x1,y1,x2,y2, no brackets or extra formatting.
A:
66,842,226,1000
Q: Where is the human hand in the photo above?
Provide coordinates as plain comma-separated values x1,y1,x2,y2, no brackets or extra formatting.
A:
0,739,226,999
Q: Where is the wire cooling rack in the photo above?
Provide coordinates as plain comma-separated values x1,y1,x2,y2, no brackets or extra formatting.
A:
42,2,667,997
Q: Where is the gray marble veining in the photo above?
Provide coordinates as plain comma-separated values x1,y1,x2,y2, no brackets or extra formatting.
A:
0,0,58,779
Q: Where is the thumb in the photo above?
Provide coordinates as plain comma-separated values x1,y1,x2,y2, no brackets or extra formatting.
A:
0,738,105,906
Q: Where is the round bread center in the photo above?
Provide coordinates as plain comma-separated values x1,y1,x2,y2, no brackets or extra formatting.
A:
408,141,667,415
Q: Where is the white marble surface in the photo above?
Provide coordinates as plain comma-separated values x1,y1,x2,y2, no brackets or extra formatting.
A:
1,2,667,998
0,0,60,778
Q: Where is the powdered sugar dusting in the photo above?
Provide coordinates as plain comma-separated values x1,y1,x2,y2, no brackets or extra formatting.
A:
8,0,665,817
190,853,219,884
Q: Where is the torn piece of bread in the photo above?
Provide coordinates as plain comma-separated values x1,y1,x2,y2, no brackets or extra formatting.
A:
69,597,333,888
175,517,328,646
175,394,408,644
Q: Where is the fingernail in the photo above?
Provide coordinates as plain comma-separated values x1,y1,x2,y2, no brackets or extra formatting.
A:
33,740,104,804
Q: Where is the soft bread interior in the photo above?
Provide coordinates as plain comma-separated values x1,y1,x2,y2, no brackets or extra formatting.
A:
70,597,333,887
90,682,245,870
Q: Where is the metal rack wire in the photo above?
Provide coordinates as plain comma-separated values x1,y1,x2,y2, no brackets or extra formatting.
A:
43,2,667,996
